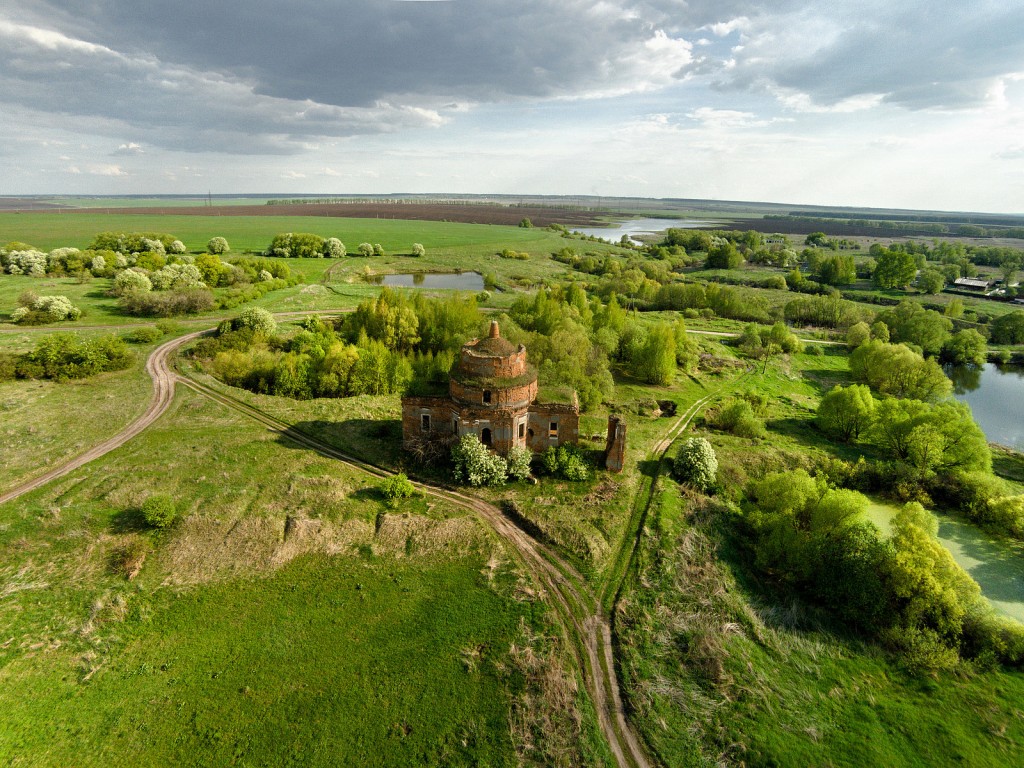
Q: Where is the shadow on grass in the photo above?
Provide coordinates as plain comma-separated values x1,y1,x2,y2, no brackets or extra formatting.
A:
109,507,148,534
273,418,404,468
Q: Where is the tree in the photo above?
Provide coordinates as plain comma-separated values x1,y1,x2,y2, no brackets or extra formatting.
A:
917,268,945,295
207,236,230,254
519,217,533,228
940,329,987,367
849,340,952,401
870,399,990,473
632,323,676,385
818,254,856,286
875,300,952,357
873,248,918,289
236,307,277,337
142,495,177,528
816,384,875,442
358,242,374,257
705,241,743,269
846,321,871,348
673,437,718,491
411,243,426,257
991,311,1024,345
372,243,385,257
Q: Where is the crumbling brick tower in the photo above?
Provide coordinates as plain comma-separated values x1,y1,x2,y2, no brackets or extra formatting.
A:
402,320,580,455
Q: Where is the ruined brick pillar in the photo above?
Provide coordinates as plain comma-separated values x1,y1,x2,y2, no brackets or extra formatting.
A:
604,415,627,473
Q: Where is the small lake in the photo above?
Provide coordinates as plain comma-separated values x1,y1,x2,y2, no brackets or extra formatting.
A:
863,501,1024,623
370,272,484,290
572,218,718,244
949,363,1024,450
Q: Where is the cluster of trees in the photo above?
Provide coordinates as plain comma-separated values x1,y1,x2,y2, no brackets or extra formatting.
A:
0,333,133,382
742,471,1022,668
265,233,424,259
9,291,81,324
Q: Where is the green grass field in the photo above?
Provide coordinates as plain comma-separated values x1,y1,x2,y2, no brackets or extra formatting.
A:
0,387,603,766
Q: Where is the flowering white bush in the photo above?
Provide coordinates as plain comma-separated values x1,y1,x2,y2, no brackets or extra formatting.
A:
236,306,277,336
258,269,274,282
47,247,80,272
358,242,374,257
673,437,718,492
91,254,107,275
141,238,166,255
114,253,128,269
11,294,82,323
207,237,229,254
506,445,532,481
4,250,47,276
451,434,508,486
324,237,346,258
113,268,153,295
168,240,187,254
411,243,426,257
150,263,205,291
167,252,195,265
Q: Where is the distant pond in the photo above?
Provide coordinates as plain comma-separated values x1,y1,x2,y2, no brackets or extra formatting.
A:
572,218,718,244
369,272,484,290
949,363,1024,450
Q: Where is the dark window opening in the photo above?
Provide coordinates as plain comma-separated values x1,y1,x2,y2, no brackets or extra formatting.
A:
453,419,458,434
481,428,492,446
527,428,534,440
421,414,431,431
518,422,525,439
549,422,558,438
483,390,492,405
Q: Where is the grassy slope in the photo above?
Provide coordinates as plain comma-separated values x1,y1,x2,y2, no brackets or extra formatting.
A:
0,388,604,766
618,484,1024,768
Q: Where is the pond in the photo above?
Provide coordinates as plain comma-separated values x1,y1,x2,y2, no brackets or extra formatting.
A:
572,217,718,244
949,363,1024,450
862,501,1024,623
368,272,484,290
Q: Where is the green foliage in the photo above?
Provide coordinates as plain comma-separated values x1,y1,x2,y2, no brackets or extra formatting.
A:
519,217,533,228
10,294,82,324
206,236,230,254
119,287,215,317
235,306,277,337
539,444,591,482
875,300,952,357
815,384,875,442
380,472,416,501
705,241,743,269
783,293,868,329
869,398,991,475
113,268,152,295
816,253,856,285
357,242,374,257
142,494,177,529
506,445,533,481
990,311,1024,345
324,237,347,258
266,232,325,258
673,437,718,491
410,242,425,257
122,326,163,344
940,329,987,367
10,333,133,380
849,340,952,401
917,268,946,294
89,231,179,254
846,321,871,348
709,399,766,439
631,322,677,385
873,247,919,288
450,434,508,486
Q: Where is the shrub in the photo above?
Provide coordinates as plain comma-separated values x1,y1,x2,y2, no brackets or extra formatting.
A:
122,326,163,344
119,288,215,316
411,243,425,257
711,400,766,438
236,307,277,336
373,243,385,257
380,472,416,501
150,263,206,291
324,237,346,258
506,445,533,481
207,236,230,254
168,240,187,254
142,495,177,529
11,295,82,324
113,268,153,296
358,242,374,257
451,434,508,486
674,437,718,491
539,444,591,481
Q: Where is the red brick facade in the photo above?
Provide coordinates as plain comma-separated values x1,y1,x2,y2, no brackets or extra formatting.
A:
401,321,581,456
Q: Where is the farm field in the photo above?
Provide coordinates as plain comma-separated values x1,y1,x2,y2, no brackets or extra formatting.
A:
3,209,1024,766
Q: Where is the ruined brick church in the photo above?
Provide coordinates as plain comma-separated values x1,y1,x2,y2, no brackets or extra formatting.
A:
402,321,626,471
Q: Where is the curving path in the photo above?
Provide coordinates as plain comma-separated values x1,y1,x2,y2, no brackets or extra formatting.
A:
0,331,205,506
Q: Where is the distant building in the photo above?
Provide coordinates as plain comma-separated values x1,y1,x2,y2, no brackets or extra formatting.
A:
953,277,994,291
402,321,580,455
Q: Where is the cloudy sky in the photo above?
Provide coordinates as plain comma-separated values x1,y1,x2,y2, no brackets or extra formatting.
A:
2,1,1023,212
